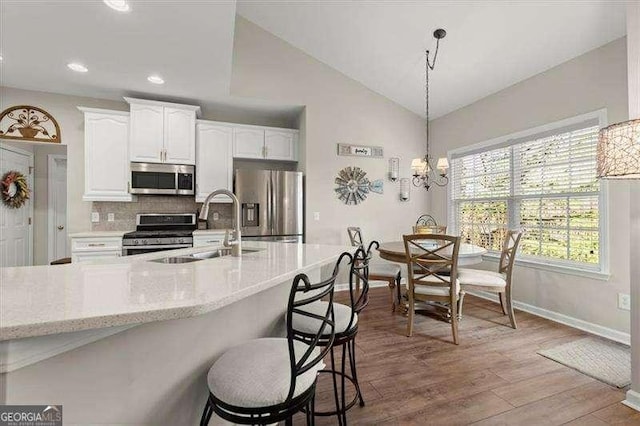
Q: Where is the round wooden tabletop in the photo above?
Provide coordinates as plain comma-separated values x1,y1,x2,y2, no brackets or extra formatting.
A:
377,241,487,266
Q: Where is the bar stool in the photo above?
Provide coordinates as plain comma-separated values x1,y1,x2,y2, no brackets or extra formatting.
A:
200,252,351,426
293,244,373,425
347,227,401,311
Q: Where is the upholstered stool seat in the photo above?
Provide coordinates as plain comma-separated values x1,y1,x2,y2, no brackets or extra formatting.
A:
207,338,323,409
369,261,401,277
293,301,357,336
458,269,506,288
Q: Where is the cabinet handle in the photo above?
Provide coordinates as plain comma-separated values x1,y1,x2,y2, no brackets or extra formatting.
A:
127,181,131,193
88,243,105,247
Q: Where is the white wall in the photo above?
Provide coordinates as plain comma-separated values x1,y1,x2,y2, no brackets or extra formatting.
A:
429,38,630,334
626,1,640,411
230,17,428,245
0,87,128,236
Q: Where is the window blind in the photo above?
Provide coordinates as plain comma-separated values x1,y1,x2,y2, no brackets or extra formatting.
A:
451,121,601,268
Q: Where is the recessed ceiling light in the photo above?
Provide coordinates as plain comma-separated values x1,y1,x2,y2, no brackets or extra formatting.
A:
103,0,130,12
67,62,88,73
147,75,165,85
0,55,3,61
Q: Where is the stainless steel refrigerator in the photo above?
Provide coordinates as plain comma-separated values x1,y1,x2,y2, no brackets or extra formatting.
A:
234,169,304,243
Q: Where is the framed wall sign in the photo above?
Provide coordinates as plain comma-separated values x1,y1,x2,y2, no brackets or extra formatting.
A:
337,143,384,158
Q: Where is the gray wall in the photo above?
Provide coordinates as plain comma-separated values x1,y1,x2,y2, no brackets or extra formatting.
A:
429,38,630,334
230,17,428,246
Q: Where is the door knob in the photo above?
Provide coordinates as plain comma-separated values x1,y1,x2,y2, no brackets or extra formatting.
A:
57,225,64,230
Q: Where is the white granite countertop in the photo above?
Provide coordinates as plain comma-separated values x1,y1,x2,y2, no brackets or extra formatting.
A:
0,242,352,341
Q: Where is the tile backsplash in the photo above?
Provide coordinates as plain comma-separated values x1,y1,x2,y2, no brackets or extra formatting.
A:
91,196,233,231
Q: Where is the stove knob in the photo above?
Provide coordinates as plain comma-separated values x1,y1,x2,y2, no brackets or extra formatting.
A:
177,238,184,244
154,238,161,245
141,239,148,245
133,239,140,246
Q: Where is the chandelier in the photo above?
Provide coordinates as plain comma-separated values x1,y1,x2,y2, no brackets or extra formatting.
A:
412,28,449,190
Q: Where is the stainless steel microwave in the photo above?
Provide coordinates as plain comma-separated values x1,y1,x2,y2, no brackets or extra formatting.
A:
130,163,195,195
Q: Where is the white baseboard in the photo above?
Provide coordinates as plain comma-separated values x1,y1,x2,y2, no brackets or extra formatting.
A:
623,389,640,412
468,291,631,345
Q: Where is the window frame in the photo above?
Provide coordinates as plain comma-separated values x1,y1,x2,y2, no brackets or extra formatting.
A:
447,109,610,280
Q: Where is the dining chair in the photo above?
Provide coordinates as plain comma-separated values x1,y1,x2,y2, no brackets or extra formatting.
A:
402,234,461,344
457,230,523,329
413,225,447,234
347,227,402,312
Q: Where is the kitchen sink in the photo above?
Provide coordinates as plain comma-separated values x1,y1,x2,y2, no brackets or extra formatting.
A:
149,247,263,264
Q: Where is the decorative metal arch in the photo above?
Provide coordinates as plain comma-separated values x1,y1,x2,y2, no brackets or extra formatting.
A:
0,105,61,143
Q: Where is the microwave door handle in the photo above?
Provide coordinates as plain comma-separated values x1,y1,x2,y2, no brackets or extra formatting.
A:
175,172,179,195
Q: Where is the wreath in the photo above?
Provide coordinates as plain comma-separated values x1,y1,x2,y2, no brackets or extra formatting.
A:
1,170,30,208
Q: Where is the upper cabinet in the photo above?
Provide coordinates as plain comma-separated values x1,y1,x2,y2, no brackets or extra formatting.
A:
265,129,297,161
196,121,233,203
233,127,265,159
125,98,200,165
232,126,298,161
79,108,134,202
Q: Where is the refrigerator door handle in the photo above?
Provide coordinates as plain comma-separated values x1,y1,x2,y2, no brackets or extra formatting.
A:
271,172,276,235
268,172,273,234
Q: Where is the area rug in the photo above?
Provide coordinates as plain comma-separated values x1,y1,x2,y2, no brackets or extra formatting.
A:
537,337,631,388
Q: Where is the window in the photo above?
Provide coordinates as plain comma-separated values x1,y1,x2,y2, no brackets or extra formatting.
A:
450,112,605,272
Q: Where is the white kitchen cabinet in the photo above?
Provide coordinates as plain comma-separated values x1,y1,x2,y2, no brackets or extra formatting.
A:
196,121,233,203
193,231,227,248
164,107,196,164
233,126,298,161
129,103,164,163
233,127,265,159
125,98,200,165
71,236,123,263
265,129,297,161
79,108,134,202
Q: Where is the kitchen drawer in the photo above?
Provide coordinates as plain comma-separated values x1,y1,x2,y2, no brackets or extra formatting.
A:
72,237,123,252
193,233,226,248
72,250,122,263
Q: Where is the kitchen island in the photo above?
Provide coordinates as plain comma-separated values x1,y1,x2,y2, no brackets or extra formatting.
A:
0,242,352,425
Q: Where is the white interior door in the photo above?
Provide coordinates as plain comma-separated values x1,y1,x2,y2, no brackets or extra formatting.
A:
49,155,67,262
0,145,33,267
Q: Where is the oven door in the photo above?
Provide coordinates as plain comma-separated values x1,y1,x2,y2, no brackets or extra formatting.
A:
130,163,194,195
123,244,192,256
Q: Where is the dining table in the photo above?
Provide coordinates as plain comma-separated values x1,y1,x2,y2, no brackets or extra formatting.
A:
377,241,488,266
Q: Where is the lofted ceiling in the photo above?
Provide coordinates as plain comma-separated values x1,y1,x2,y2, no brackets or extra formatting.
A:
237,0,628,118
0,1,628,120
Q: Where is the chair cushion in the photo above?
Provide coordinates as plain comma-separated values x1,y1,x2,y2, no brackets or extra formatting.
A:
207,338,323,408
412,277,460,297
369,260,401,278
458,268,506,288
293,301,357,335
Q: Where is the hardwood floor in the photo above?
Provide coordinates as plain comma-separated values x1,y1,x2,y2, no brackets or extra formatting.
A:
295,287,638,425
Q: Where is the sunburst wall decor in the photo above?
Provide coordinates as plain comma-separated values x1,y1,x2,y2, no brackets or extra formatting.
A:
334,166,383,205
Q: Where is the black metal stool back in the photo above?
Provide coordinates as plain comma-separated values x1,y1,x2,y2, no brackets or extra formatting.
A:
284,251,352,402
343,244,375,333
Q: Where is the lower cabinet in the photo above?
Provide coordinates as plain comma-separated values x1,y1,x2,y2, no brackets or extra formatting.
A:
71,236,123,263
193,232,227,248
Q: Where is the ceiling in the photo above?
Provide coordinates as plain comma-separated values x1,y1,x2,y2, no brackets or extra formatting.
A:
237,0,628,118
0,0,237,105
0,1,628,120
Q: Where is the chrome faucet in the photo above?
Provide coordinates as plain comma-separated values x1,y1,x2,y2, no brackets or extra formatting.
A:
199,189,242,257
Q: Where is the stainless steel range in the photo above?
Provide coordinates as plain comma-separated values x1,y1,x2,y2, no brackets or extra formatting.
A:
122,213,197,256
